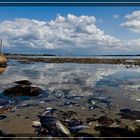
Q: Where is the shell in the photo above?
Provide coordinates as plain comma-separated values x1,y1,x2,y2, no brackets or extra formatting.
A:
32,121,41,127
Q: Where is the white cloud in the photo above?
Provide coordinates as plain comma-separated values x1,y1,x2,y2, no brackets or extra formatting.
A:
121,11,140,33
0,14,126,54
0,13,140,54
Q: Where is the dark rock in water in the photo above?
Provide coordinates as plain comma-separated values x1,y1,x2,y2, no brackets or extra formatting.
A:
74,133,94,140
97,116,114,127
44,99,57,102
25,116,29,119
39,116,70,136
63,118,87,133
3,85,42,97
119,109,140,120
3,80,42,97
67,118,83,127
17,60,33,64
63,101,77,106
95,126,140,137
42,108,57,116
89,105,98,110
16,103,39,109
88,95,112,107
120,108,131,113
0,99,9,106
70,125,89,133
14,80,32,85
0,115,7,120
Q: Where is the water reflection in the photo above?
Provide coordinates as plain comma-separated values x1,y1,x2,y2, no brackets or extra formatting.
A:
1,61,140,104
0,62,123,95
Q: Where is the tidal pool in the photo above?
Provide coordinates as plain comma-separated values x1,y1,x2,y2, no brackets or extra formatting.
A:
1,60,140,137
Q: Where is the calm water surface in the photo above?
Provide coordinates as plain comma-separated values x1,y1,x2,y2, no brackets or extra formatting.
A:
1,60,140,106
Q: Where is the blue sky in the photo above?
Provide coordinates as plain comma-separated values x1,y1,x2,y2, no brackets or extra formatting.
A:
0,6,140,55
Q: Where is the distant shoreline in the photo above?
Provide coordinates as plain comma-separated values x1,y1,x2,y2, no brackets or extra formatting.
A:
5,55,140,65
4,53,140,57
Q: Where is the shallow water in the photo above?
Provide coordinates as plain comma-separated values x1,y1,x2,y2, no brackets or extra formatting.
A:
1,60,140,136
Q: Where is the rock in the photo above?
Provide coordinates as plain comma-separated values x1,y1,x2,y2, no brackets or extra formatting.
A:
119,108,140,120
0,115,7,120
63,101,77,106
16,103,38,109
32,121,41,127
136,119,140,122
69,125,90,133
3,85,42,97
42,108,57,116
66,118,83,127
14,80,32,85
88,95,112,108
95,126,140,137
89,105,97,110
39,116,71,136
97,116,114,127
120,108,131,113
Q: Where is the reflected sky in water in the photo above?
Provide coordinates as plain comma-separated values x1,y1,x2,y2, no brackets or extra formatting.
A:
1,60,140,103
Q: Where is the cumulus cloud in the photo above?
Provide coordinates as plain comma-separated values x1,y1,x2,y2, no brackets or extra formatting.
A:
0,14,127,54
0,13,140,54
121,11,140,33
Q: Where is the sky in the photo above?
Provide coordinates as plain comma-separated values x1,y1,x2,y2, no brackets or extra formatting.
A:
0,6,140,55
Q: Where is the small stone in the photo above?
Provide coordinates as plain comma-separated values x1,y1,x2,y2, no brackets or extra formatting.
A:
32,121,41,127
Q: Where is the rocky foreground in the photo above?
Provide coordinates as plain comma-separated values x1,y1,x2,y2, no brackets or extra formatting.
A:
1,80,140,138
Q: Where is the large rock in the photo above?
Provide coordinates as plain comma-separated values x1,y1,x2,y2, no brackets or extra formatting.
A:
3,80,42,97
